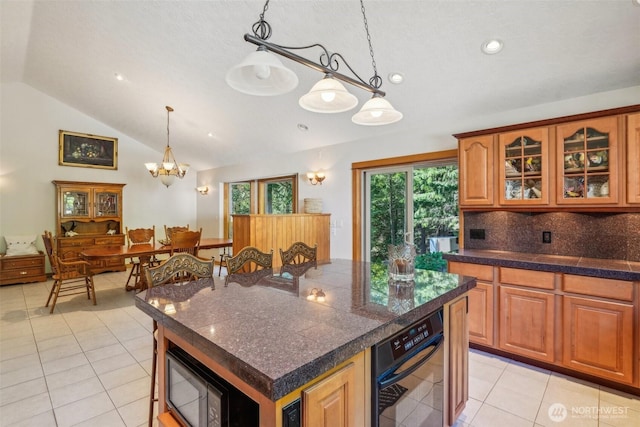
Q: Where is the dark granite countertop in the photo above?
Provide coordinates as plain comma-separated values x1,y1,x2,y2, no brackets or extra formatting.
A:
134,259,476,401
444,249,640,281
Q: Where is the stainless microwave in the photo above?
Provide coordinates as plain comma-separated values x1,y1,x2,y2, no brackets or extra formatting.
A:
165,347,258,427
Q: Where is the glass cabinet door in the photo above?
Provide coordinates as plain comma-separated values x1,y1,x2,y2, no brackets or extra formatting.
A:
62,190,90,217
94,191,120,218
557,117,618,204
498,128,549,205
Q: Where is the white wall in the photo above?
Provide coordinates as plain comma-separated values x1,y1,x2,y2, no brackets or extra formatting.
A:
0,82,198,253
196,86,640,260
3,81,638,261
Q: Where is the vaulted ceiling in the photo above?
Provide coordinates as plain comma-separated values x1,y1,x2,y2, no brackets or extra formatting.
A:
2,0,639,171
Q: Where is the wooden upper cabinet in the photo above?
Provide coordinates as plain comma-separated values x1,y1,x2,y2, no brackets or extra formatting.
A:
498,127,550,206
627,113,640,204
556,117,618,205
458,135,494,206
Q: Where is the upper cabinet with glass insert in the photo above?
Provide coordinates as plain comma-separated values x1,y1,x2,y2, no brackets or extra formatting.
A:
556,117,618,205
54,181,125,236
498,128,549,205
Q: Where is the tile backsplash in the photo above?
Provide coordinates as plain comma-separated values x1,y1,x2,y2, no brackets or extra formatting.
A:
463,211,640,261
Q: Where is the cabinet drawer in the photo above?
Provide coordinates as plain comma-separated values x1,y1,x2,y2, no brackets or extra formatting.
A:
58,237,94,247
499,267,555,290
563,275,634,302
1,266,44,280
448,262,493,282
1,256,44,269
94,236,124,246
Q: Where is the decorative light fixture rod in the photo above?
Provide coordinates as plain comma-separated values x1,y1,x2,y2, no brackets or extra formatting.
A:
243,33,385,97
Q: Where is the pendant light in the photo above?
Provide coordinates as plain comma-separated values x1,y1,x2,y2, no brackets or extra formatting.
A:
226,0,402,125
144,106,189,188
352,93,403,126
299,74,358,113
226,46,298,96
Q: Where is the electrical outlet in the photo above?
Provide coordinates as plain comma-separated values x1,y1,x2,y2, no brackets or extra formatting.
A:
542,231,552,244
470,229,485,240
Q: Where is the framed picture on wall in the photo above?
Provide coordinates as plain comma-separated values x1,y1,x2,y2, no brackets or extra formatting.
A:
59,130,118,170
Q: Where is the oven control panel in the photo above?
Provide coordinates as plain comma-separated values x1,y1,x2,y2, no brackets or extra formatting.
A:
389,310,443,360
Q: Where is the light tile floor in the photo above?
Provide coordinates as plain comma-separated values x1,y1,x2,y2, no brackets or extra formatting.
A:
1,270,639,427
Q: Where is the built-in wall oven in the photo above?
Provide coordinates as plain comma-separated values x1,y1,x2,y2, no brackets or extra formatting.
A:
372,309,445,427
165,346,259,427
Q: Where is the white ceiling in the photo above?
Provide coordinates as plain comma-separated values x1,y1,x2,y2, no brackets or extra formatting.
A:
2,0,639,171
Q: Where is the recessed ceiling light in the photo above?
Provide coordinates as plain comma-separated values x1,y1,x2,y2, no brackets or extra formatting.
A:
114,73,125,81
634,0,640,6
481,39,504,55
207,132,215,138
297,123,309,132
388,72,404,84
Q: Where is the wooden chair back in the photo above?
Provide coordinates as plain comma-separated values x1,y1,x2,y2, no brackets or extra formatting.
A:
224,246,273,287
42,230,96,313
279,241,318,276
144,253,214,287
164,224,189,242
170,228,201,256
126,226,155,247
42,230,58,275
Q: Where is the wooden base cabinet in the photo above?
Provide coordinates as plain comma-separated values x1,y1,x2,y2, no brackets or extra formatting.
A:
445,295,469,426
302,362,357,427
563,296,634,385
448,262,494,346
0,253,47,285
498,286,555,363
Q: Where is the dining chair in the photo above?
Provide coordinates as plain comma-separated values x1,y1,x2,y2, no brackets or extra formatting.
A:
125,226,158,290
169,228,202,282
279,241,318,275
42,230,96,313
218,246,232,277
224,246,273,287
163,224,189,243
144,253,214,427
169,228,201,256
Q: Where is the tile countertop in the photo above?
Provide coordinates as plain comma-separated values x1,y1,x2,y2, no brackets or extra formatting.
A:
444,249,640,281
134,259,476,401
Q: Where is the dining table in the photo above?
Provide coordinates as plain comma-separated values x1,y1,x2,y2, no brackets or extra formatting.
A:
80,237,232,291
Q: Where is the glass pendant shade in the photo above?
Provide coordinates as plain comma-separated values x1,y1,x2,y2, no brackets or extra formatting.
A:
352,94,403,125
226,48,299,96
160,173,176,188
299,75,359,113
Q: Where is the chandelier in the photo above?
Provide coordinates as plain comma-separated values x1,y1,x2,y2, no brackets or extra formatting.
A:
226,0,402,126
145,106,189,188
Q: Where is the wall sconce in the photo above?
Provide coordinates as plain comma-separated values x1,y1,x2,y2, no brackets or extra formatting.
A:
307,172,326,185
196,186,209,195
306,288,326,302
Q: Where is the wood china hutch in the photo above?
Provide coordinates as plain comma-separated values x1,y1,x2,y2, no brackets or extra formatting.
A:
53,181,126,273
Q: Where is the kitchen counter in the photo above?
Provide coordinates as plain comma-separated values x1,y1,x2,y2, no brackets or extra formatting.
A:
135,259,476,401
444,249,640,281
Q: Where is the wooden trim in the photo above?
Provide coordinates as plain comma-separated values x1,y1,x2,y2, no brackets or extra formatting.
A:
351,149,458,262
223,183,229,238
453,104,640,139
352,168,362,261
352,149,457,169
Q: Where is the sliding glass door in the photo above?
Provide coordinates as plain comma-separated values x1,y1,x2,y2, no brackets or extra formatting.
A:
363,161,459,270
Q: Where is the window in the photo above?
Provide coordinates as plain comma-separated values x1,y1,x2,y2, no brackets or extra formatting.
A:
353,150,458,265
223,174,298,238
258,175,297,214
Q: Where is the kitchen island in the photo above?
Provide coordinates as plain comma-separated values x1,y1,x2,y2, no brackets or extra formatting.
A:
135,259,476,427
